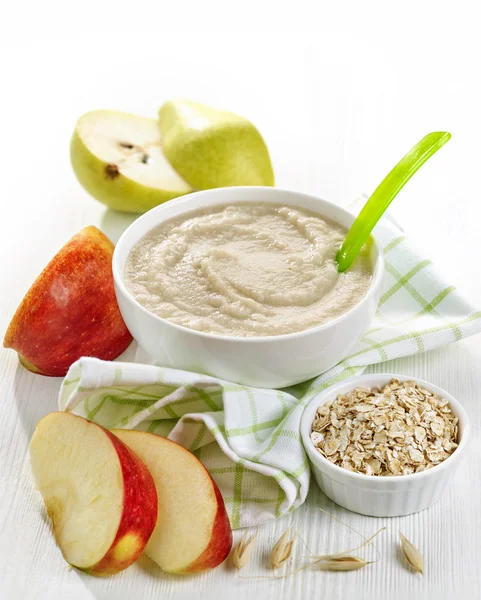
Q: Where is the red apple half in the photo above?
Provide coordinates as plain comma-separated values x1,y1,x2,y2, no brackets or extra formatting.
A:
4,226,132,376
112,429,233,573
30,412,158,575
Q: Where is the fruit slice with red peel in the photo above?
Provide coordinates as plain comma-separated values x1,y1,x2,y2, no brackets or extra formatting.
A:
30,412,158,575
112,429,233,573
3,226,132,376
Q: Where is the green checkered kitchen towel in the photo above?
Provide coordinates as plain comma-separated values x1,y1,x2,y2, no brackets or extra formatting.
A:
59,200,481,529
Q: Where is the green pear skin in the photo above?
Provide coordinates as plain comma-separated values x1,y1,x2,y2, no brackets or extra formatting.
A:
70,110,191,214
158,99,275,190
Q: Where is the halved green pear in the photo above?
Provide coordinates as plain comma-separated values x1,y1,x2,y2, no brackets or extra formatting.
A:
158,99,274,190
70,110,192,213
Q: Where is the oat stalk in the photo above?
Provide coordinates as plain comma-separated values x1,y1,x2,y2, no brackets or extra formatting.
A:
238,510,385,580
270,527,296,569
310,526,385,563
399,532,424,574
316,556,373,571
316,507,384,561
232,530,257,569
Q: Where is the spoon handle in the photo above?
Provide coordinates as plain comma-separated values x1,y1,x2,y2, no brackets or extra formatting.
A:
336,131,451,272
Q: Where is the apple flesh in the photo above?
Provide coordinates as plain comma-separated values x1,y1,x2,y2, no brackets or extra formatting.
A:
158,98,275,190
30,413,158,575
3,226,132,376
112,429,232,573
71,110,192,213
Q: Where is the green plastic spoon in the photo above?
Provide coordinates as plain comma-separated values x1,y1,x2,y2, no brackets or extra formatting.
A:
336,131,451,272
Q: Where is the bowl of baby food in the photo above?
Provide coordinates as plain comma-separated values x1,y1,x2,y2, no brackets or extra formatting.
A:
113,186,384,387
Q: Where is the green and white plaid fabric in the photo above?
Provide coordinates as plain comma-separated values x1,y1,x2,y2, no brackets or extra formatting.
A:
59,201,481,528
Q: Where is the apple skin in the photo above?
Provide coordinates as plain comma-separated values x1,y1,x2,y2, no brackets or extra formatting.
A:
85,427,158,576
112,429,233,574
31,413,158,576
180,476,233,574
3,226,132,376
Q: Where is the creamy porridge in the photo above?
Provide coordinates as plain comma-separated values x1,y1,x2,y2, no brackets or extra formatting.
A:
125,203,373,337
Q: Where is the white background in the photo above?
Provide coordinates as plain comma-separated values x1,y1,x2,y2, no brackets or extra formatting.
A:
1,2,480,599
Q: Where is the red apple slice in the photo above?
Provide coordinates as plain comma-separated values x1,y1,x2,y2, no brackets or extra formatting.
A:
30,412,158,575
112,429,233,573
4,226,132,376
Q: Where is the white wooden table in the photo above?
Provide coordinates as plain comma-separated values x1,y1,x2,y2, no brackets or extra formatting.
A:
1,19,480,600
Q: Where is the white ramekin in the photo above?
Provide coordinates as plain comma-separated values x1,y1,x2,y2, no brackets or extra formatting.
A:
112,187,384,388
301,373,470,517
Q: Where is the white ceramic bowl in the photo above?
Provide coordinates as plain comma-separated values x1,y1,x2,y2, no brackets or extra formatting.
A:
301,373,470,517
113,187,384,388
